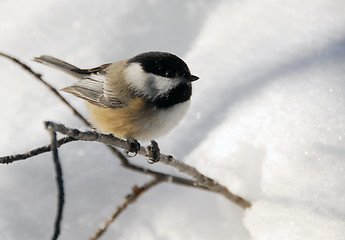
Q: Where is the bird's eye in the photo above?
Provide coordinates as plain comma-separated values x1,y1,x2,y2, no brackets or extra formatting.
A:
165,71,175,78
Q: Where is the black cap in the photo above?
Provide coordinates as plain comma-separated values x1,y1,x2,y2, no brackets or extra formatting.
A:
129,51,198,81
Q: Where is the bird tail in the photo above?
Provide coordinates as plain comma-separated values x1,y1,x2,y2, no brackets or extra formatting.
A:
33,55,85,79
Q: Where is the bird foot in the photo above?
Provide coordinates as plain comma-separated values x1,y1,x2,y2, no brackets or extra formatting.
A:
145,140,160,163
124,139,140,158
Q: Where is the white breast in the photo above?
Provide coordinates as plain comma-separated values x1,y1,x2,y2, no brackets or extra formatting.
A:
136,100,191,140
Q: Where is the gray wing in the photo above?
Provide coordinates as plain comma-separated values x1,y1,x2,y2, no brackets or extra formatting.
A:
34,55,124,108
61,71,125,109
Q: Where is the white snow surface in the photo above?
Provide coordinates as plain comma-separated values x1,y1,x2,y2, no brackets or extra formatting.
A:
1,0,345,239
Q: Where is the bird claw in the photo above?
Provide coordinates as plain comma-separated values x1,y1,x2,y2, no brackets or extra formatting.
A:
145,140,160,164
124,139,140,158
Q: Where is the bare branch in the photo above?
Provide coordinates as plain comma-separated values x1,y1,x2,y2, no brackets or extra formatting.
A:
0,137,76,164
46,128,65,240
89,178,162,240
0,52,91,127
0,136,209,192
45,121,251,209
121,159,210,191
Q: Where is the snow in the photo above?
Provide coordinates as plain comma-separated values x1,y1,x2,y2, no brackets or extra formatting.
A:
1,0,345,239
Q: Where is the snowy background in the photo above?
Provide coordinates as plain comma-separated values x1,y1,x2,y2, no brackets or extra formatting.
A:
1,0,345,239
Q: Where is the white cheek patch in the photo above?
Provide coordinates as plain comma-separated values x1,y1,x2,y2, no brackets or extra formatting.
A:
154,75,182,93
125,62,180,97
124,63,147,91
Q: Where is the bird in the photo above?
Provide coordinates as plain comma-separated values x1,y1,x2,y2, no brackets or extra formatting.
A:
34,51,199,158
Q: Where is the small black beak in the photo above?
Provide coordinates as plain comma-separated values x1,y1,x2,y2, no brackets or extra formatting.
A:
188,75,199,82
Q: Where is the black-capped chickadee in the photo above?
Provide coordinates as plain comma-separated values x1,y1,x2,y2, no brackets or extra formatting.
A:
34,52,199,142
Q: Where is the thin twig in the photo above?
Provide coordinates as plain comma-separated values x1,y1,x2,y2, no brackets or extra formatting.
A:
45,121,251,209
121,159,210,191
89,178,162,240
108,143,210,190
0,136,76,164
0,52,91,127
47,128,65,240
0,135,209,192
0,133,210,194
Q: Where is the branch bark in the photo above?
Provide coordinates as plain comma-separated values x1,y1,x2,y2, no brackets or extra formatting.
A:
89,178,162,240
47,128,65,240
45,121,251,209
0,52,90,127
0,136,76,164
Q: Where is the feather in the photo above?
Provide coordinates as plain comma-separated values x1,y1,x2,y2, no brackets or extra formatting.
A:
34,55,124,109
61,73,124,109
